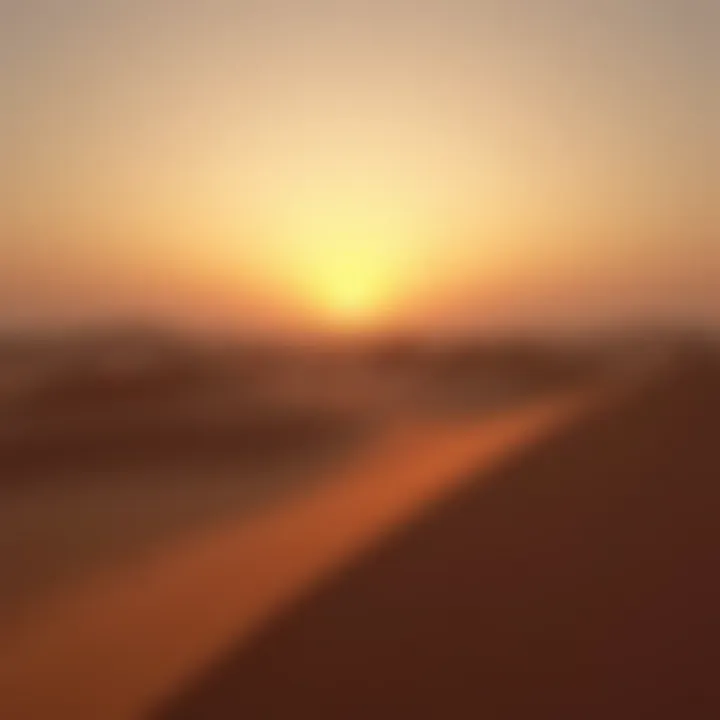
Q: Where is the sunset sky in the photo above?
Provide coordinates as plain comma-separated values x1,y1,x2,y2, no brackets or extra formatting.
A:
1,0,717,334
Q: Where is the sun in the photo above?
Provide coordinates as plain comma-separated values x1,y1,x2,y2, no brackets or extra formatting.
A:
317,271,383,325
297,246,396,330
270,201,413,331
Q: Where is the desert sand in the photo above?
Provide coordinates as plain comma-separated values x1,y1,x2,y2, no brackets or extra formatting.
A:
0,384,596,720
160,353,720,720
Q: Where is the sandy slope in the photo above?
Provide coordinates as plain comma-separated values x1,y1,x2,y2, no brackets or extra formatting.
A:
0,386,596,720
161,354,720,720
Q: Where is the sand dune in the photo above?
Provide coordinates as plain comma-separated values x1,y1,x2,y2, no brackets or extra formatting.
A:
160,353,720,720
0,385,599,720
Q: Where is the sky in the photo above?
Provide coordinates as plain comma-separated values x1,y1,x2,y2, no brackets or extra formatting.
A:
1,0,717,334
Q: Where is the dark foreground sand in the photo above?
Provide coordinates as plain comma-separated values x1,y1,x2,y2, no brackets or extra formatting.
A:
160,353,720,720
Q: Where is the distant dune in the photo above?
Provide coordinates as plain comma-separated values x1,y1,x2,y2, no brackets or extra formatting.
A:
0,337,601,627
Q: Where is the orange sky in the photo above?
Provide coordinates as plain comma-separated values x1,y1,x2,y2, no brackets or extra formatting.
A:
1,1,717,334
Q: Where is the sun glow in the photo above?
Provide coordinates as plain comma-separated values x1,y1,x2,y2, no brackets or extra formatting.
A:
308,253,392,328
267,197,418,330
